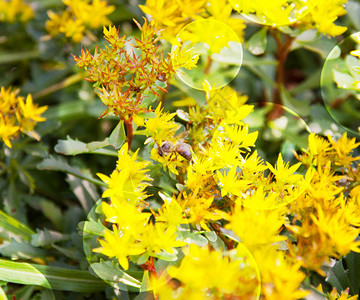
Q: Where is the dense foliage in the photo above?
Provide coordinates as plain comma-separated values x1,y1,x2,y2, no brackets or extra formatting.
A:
0,0,360,299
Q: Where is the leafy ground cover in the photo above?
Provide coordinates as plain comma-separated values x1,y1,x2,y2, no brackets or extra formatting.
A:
1,0,360,299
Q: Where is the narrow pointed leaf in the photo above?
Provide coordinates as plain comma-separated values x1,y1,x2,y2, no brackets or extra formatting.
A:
0,259,108,293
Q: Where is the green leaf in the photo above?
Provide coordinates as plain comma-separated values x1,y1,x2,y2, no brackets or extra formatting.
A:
67,174,100,213
242,49,277,67
248,65,277,89
0,240,47,260
345,54,360,79
152,249,179,261
44,101,106,122
31,229,70,247
290,69,321,94
0,50,40,64
212,41,243,65
109,120,126,149
177,230,208,246
280,85,311,116
346,1,360,31
38,198,63,230
220,229,240,243
344,252,360,295
333,69,356,89
204,231,217,243
90,260,141,289
10,285,36,300
80,218,107,236
54,136,118,156
140,271,151,294
176,109,190,122
293,32,336,58
37,155,106,187
51,244,82,262
0,209,35,242
247,27,268,56
0,259,108,293
0,286,7,300
327,260,352,293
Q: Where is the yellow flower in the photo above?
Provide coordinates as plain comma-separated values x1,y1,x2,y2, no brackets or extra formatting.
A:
328,287,358,300
206,0,245,42
97,143,152,206
216,166,251,197
0,0,34,23
0,87,47,147
157,244,260,299
137,105,179,145
220,123,258,149
170,40,200,71
139,0,206,41
229,0,314,26
205,136,244,169
328,132,360,166
241,150,268,181
59,17,85,43
18,94,47,123
226,204,287,249
138,223,186,257
0,116,19,148
252,245,308,300
46,0,114,42
101,201,151,229
176,190,225,231
185,154,216,191
156,193,190,228
66,0,114,29
266,153,303,185
93,225,145,270
304,0,347,36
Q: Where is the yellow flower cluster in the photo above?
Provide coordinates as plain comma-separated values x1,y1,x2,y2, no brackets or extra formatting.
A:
288,133,360,273
229,0,315,26
140,0,347,38
0,0,33,23
302,0,348,37
151,243,260,299
46,0,115,42
0,87,47,148
94,85,314,298
85,9,358,298
95,143,186,270
139,0,245,42
73,20,199,121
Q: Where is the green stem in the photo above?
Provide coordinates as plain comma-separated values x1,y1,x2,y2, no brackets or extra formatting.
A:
0,50,40,64
33,73,84,99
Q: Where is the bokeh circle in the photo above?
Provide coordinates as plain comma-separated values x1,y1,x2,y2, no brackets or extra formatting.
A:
82,199,192,294
321,32,360,137
171,19,243,91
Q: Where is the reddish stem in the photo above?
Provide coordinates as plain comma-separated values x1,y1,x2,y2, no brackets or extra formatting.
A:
204,56,213,75
125,117,133,148
268,29,295,121
209,223,235,250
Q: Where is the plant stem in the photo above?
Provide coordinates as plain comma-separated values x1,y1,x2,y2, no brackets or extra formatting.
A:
210,223,235,250
268,29,295,120
125,117,133,148
33,73,84,99
204,56,213,75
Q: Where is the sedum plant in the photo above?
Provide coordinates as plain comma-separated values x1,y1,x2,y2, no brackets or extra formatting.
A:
0,0,360,299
